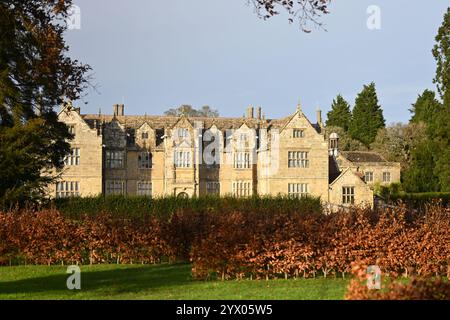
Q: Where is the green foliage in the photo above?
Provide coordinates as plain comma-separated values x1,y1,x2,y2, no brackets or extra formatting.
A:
404,10,450,193
390,192,450,209
431,8,450,192
409,90,441,124
433,7,450,105
402,141,441,193
326,94,352,131
370,122,427,171
325,126,367,151
428,101,450,191
53,195,322,219
374,182,403,200
348,82,385,147
0,0,90,207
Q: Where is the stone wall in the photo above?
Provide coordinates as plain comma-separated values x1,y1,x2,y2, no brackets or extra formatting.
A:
52,105,399,207
50,108,103,197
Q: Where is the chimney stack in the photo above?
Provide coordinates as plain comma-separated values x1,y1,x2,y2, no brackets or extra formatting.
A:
316,108,322,126
113,104,124,116
246,106,254,119
256,106,262,119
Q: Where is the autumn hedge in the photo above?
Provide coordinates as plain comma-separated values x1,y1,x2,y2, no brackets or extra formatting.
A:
0,200,448,282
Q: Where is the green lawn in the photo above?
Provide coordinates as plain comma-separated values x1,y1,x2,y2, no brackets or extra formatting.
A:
0,264,349,300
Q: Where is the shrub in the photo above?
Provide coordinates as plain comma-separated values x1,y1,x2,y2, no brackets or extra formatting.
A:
390,192,450,206
190,204,449,280
52,195,322,219
345,262,450,300
0,200,448,284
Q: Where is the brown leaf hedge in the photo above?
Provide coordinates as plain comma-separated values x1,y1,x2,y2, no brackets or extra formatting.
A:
345,262,450,300
0,202,449,283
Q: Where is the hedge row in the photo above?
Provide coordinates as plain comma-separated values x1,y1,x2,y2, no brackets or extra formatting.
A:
389,192,450,207
52,195,322,219
0,197,321,265
1,202,448,281
190,204,449,280
0,209,200,265
345,262,450,300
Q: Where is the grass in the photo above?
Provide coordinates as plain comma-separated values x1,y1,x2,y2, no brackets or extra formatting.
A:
0,264,349,300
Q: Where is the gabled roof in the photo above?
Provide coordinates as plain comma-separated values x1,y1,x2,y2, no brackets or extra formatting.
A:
329,167,366,187
341,151,387,163
81,114,267,131
79,106,323,134
268,109,322,134
170,115,194,130
136,121,153,131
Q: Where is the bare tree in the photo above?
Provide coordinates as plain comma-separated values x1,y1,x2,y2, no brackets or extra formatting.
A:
164,105,219,117
248,0,331,32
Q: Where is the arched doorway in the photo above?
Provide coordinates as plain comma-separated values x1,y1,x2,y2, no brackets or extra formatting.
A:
177,192,189,199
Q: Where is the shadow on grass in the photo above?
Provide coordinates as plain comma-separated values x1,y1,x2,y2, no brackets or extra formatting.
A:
0,264,193,296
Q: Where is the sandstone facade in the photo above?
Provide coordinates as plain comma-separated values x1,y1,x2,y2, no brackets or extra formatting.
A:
53,103,401,208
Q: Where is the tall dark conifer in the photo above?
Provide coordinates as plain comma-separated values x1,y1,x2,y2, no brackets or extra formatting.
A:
348,82,385,147
326,94,352,131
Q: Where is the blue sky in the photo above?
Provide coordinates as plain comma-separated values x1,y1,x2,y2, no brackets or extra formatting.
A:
66,0,449,123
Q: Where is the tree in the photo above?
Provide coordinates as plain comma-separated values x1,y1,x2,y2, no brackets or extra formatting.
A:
402,141,440,193
431,8,450,191
403,9,450,193
199,105,220,118
0,0,90,207
348,83,385,147
409,90,441,124
326,95,352,131
404,90,445,193
325,126,367,152
249,0,331,32
164,105,219,117
370,122,427,171
433,7,450,105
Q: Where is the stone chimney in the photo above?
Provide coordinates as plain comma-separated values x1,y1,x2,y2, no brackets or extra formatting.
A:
113,104,124,116
256,106,262,119
246,106,254,119
316,108,323,126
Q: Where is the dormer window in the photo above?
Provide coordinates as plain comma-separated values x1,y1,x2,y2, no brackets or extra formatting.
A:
142,132,149,139
293,129,304,138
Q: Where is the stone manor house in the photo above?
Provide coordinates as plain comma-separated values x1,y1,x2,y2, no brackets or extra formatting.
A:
51,102,400,207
